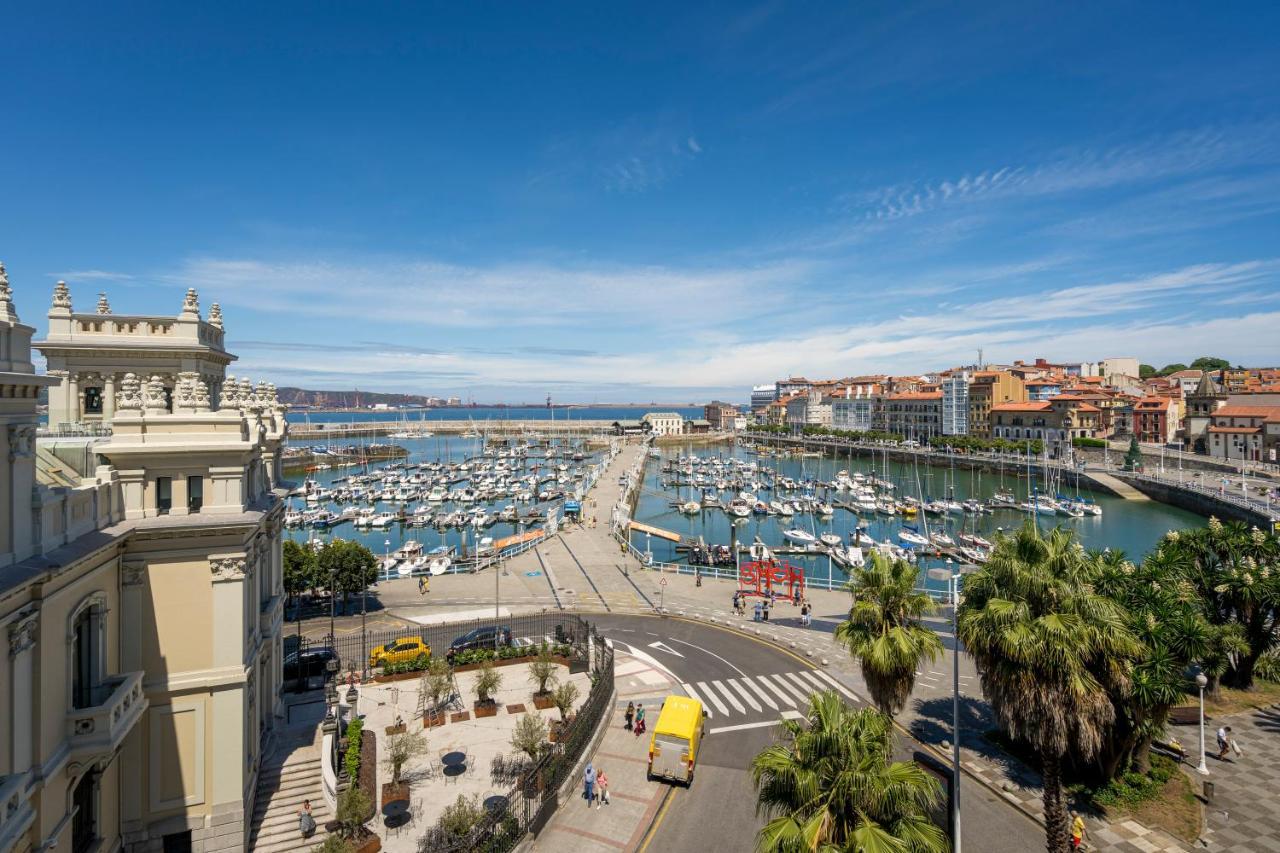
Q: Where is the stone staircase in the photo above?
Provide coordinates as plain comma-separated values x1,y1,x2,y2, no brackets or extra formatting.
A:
248,726,332,852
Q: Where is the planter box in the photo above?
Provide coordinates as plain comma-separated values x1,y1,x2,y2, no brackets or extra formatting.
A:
452,654,572,674
355,833,382,853
372,669,427,684
450,711,471,724
423,712,447,729
506,703,527,714
474,701,499,718
531,694,555,711
381,781,410,805
384,724,406,736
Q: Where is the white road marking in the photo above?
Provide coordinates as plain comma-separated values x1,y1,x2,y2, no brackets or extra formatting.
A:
726,679,763,713
708,680,747,714
667,637,749,677
647,641,685,658
782,671,820,701
740,677,779,710
780,709,804,721
807,669,864,703
769,673,811,704
708,719,784,735
695,681,730,715
679,682,712,717
756,675,797,707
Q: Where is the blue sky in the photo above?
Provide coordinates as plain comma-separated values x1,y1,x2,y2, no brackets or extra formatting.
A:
3,2,1279,403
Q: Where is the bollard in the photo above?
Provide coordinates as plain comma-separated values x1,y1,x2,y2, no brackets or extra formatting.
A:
1203,780,1215,803
820,658,829,666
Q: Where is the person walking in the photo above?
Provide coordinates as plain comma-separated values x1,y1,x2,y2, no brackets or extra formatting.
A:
624,701,635,731
634,703,646,736
1217,725,1232,759
1070,810,1086,849
800,600,811,627
298,799,316,839
753,600,762,622
762,598,771,622
583,763,596,805
596,768,610,808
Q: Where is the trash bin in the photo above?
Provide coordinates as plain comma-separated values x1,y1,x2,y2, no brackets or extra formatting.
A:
1203,780,1215,802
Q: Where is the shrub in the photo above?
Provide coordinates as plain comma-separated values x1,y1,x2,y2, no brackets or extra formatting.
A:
528,645,559,696
335,785,371,840
552,681,579,721
384,729,429,784
511,712,549,760
313,835,354,853
1074,754,1178,809
425,657,454,709
474,661,503,704
343,718,363,781
1072,436,1107,448
438,793,484,838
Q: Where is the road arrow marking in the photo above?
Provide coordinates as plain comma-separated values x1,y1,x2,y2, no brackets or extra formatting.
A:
647,641,684,658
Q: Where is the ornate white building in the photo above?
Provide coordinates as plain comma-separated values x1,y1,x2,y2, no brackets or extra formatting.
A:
36,284,235,429
1,269,288,853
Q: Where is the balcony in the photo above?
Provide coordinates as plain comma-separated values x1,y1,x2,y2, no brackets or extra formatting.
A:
0,773,36,853
66,671,148,760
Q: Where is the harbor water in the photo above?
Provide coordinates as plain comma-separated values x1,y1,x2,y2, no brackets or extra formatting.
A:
628,443,1206,596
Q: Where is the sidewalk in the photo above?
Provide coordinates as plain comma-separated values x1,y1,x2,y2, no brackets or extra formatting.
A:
527,651,679,852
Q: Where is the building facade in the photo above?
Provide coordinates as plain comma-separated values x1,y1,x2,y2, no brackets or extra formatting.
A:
830,396,875,432
940,372,969,435
749,384,777,412
882,392,942,440
966,371,1027,440
1133,396,1180,445
702,402,740,431
1207,404,1280,462
640,412,684,436
784,391,832,429
1,274,288,853
989,397,1100,456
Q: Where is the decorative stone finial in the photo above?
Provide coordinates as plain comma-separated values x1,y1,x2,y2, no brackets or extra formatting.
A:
181,288,200,318
144,375,168,413
222,375,239,407
238,377,255,410
117,373,143,412
173,372,199,413
209,302,223,329
266,382,280,407
255,380,272,406
52,281,72,310
96,292,111,314
0,262,16,323
193,376,211,412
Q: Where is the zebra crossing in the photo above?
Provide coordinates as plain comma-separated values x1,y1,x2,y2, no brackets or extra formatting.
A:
679,668,860,722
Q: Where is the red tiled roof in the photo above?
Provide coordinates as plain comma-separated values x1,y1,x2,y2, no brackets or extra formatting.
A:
888,391,942,400
1208,426,1262,435
991,401,1052,412
1214,404,1280,418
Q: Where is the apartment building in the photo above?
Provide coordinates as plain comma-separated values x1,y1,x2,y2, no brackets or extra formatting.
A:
966,371,1027,439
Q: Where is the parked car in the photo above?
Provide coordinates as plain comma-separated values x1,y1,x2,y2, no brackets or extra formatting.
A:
446,626,513,663
368,636,430,669
283,647,339,683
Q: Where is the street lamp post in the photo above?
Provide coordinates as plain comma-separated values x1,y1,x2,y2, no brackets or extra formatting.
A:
949,561,962,853
1196,671,1210,775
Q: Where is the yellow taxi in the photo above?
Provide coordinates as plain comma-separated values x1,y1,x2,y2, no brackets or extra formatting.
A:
368,636,430,669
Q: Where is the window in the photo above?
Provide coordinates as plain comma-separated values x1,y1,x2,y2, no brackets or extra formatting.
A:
71,607,102,709
162,830,193,853
156,477,172,515
187,475,204,513
71,771,98,853
83,387,103,415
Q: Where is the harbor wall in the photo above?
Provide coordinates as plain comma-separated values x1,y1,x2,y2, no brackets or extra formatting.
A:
1109,475,1276,528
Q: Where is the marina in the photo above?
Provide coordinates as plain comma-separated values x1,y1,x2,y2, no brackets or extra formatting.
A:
626,441,1206,595
283,433,610,579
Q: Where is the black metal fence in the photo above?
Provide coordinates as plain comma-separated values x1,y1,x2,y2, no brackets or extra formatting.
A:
416,617,616,852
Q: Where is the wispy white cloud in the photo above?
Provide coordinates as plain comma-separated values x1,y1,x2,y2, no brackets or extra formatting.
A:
50,269,135,282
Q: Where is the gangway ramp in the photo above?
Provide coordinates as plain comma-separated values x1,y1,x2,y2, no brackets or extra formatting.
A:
627,521,682,542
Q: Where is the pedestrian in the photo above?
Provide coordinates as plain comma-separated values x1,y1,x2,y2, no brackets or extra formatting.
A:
762,599,771,622
753,601,762,622
624,701,634,731
634,703,646,736
793,588,801,606
298,799,316,838
1070,810,1086,849
596,768,610,808
583,763,595,805
1217,725,1231,759
801,601,811,627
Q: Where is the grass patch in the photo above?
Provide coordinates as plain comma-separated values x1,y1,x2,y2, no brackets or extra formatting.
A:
1122,769,1201,843
1203,681,1280,717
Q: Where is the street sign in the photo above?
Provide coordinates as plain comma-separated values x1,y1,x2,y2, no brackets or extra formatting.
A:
659,577,667,586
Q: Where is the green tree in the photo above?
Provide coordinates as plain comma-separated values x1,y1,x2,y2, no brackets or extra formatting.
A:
316,539,378,614
1156,519,1280,690
834,553,942,719
1157,363,1188,376
510,712,549,761
957,524,1140,853
528,645,559,697
1138,364,1156,379
384,730,428,785
750,692,946,853
1189,356,1230,372
1123,436,1142,471
283,539,317,610
552,681,579,721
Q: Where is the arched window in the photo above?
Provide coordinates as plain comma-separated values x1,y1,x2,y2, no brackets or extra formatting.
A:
69,594,107,710
83,387,103,415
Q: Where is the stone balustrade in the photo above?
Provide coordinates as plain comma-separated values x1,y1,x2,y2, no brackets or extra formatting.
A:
65,670,148,761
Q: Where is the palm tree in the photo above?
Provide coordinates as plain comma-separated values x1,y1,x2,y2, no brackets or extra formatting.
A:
957,523,1139,853
751,691,947,853
835,553,943,719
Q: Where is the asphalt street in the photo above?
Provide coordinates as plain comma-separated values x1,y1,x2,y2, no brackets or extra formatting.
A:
591,614,1040,853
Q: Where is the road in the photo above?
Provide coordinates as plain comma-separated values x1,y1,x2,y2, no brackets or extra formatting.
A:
591,614,1039,853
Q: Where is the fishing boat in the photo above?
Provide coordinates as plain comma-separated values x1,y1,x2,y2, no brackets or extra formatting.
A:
679,501,701,515
749,538,772,561
729,498,752,518
783,528,818,545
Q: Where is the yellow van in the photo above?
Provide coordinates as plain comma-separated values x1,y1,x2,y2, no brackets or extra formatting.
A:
647,695,707,785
